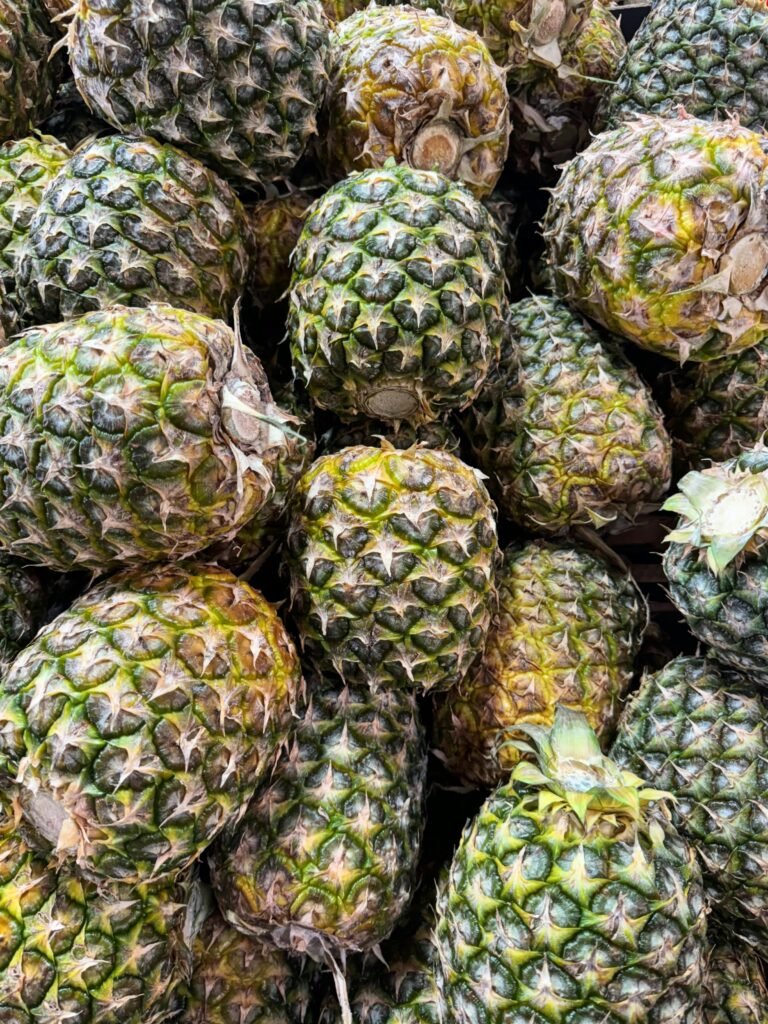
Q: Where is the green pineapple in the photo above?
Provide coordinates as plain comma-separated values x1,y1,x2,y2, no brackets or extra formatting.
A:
433,540,647,787
0,304,298,572
325,6,509,197
612,656,768,944
0,563,303,885
662,445,768,680
210,674,427,983
69,0,330,186
462,295,672,532
289,163,507,423
701,940,768,1024
287,444,499,694
605,0,768,130
0,0,60,142
437,708,707,1023
544,115,768,362
16,135,250,324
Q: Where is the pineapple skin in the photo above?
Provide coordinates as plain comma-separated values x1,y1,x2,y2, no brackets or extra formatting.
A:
247,192,315,307
0,563,303,886
288,163,507,424
463,296,671,532
605,0,768,130
701,941,768,1024
545,115,768,362
287,445,499,695
69,0,330,186
433,540,647,787
0,0,60,143
325,6,509,198
0,304,297,572
16,135,250,324
321,0,439,20
210,675,427,960
612,656,768,944
0,554,46,672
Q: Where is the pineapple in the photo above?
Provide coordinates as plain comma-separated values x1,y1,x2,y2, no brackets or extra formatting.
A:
436,708,707,1024
210,674,427,978
40,77,110,148
544,115,768,362
702,940,768,1024
612,656,768,944
662,445,768,681
0,554,45,671
325,6,509,198
248,191,316,307
0,801,192,1023
432,539,647,788
483,188,524,300
0,134,69,334
320,417,462,455
321,0,440,19
0,304,298,572
16,135,250,324
288,163,507,423
462,296,672,532
0,563,303,885
183,909,317,1024
287,445,499,694
0,0,60,143
69,0,331,186
605,0,768,131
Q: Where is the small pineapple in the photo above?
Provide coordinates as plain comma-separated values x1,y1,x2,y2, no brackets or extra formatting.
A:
462,295,672,532
0,0,60,142
433,540,647,787
69,0,331,185
325,5,509,197
701,940,768,1024
247,191,316,307
612,656,768,944
289,163,507,423
545,115,768,362
0,563,303,885
16,134,250,324
287,445,499,694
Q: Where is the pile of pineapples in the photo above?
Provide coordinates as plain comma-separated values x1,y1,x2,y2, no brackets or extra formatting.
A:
0,0,767,1021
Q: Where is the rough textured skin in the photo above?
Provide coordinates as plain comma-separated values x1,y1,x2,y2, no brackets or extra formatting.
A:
182,911,316,1024
0,0,60,143
0,305,297,572
605,0,768,130
701,941,768,1024
325,6,509,198
663,449,768,680
321,0,439,19
0,563,303,885
612,657,768,944
287,445,498,694
0,135,69,334
483,189,524,299
463,296,672,531
0,807,191,1023
247,192,314,306
661,341,768,467
16,135,250,324
433,540,646,787
40,79,110,149
436,756,707,1023
211,676,427,961
0,554,45,673
289,164,507,424
545,116,768,362
321,418,462,455
69,0,330,186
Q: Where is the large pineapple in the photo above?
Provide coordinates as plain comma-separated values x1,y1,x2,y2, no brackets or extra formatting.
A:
605,0,768,130
0,553,45,671
69,0,330,186
612,656,768,943
0,802,192,1023
433,540,647,788
210,674,427,972
16,134,250,324
463,296,672,532
436,708,707,1024
0,0,60,142
0,563,303,885
0,134,69,334
662,446,768,680
183,909,316,1024
545,115,768,362
289,163,507,423
0,304,298,572
287,445,498,694
325,6,509,198
701,940,768,1024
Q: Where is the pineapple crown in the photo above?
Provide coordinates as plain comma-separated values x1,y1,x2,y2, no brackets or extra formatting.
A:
512,707,669,829
663,446,768,572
